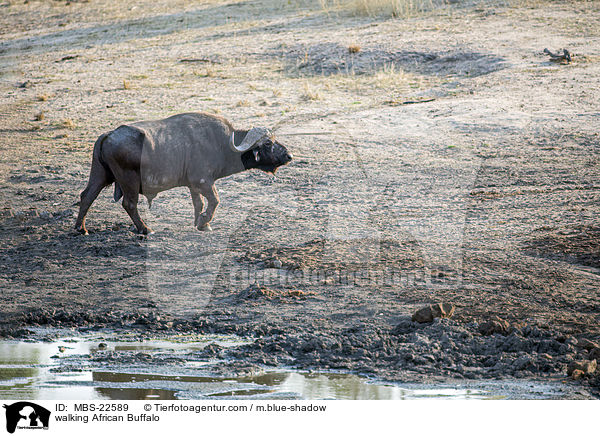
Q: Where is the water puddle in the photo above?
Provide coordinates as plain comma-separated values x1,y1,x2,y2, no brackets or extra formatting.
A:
0,333,575,400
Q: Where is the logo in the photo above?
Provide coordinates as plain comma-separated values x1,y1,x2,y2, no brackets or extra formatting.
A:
3,403,50,434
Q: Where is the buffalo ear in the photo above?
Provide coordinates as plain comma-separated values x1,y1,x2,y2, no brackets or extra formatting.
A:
253,149,260,161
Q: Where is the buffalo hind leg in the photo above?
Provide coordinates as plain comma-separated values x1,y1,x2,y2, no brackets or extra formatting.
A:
119,177,152,234
75,161,112,235
122,192,152,234
195,183,219,231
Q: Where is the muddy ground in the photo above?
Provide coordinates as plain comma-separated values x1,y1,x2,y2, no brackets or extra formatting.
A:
0,0,599,396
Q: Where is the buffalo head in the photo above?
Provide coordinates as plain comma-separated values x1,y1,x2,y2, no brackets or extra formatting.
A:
231,128,292,174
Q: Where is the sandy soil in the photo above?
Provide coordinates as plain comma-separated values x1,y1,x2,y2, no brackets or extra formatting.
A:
0,0,599,395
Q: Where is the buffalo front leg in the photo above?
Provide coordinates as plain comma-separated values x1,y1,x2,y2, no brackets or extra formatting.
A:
189,188,205,227
195,183,219,231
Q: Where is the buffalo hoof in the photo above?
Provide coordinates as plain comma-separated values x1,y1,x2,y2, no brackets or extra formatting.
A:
198,223,212,232
75,226,88,235
130,225,153,235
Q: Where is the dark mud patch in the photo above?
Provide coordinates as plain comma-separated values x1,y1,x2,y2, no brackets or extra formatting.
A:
523,225,600,270
225,317,599,388
273,43,506,78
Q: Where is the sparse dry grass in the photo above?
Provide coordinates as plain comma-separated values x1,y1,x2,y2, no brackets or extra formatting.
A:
368,63,418,89
122,80,132,90
300,82,323,101
195,66,218,78
318,0,444,17
236,99,251,107
61,118,76,129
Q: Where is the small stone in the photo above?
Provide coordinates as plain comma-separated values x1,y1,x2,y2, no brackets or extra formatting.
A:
411,302,455,323
412,306,434,323
567,359,597,376
571,369,585,380
589,347,600,361
479,317,511,336
431,303,455,319
577,338,599,351
512,355,532,371
97,342,107,349
272,259,283,268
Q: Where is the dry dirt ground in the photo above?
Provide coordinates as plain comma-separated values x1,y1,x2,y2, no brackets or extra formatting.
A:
0,0,599,394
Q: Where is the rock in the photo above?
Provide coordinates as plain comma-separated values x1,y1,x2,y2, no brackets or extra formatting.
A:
200,343,223,357
571,369,585,380
567,359,597,376
412,307,434,323
478,317,511,336
512,355,532,371
411,303,455,323
431,303,455,319
238,284,278,299
577,338,599,351
564,336,578,346
588,347,600,361
286,289,310,298
97,342,107,349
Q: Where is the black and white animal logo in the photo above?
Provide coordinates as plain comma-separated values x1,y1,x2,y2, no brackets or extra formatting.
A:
3,402,50,434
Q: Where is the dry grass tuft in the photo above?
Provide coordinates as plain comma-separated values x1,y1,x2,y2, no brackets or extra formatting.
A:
348,44,361,53
122,80,131,90
369,63,414,88
236,99,251,107
300,82,323,101
61,118,76,129
37,94,49,102
34,112,44,121
196,66,216,78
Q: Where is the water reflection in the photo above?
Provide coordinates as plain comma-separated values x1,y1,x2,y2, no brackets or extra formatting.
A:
95,387,176,400
87,370,488,400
